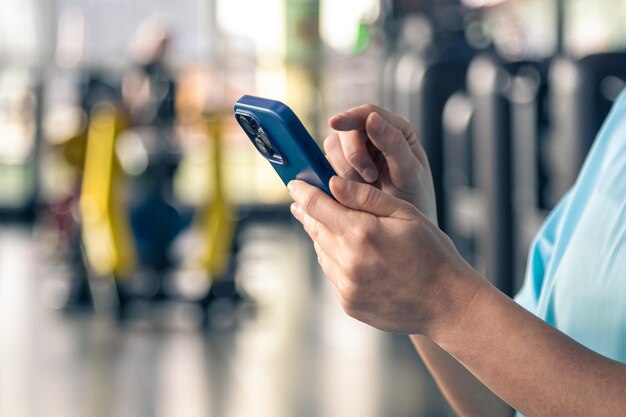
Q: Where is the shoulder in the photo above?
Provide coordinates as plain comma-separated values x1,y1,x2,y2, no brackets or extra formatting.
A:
594,90,626,193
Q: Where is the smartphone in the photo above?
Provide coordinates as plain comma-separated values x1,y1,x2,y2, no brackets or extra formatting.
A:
234,95,336,197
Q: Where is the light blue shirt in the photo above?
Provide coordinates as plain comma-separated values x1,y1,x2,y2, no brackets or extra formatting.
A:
514,90,626,416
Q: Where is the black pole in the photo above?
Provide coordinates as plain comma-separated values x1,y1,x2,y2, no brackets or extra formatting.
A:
556,0,566,55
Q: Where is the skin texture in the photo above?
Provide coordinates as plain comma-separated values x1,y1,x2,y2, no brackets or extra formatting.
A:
288,104,626,417
324,104,511,416
325,106,436,221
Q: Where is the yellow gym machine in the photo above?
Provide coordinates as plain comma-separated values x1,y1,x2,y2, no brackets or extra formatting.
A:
79,103,239,319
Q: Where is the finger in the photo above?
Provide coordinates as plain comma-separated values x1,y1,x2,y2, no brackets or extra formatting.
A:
329,176,416,220
365,112,419,177
291,203,339,256
323,133,365,182
329,103,415,142
313,241,342,289
287,180,354,233
336,129,378,183
313,241,357,307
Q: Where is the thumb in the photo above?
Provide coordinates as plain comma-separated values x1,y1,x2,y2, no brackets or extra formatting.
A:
329,176,417,220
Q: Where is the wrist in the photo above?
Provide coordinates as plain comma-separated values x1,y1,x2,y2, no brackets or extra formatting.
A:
426,266,490,346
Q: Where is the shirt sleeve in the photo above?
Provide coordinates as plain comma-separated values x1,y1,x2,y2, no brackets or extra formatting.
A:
514,192,572,315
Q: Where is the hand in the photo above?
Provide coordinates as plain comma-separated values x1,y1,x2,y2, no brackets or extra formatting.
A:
288,176,482,336
325,104,437,224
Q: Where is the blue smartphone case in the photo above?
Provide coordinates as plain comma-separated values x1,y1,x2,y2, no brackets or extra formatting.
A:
234,95,336,197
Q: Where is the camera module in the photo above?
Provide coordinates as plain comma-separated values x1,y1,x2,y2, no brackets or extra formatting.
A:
236,112,284,164
255,128,283,163
237,114,258,136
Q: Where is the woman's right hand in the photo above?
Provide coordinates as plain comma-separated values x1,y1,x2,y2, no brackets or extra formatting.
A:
324,104,438,224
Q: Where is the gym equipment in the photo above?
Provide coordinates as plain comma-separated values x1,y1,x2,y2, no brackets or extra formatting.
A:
80,102,136,311
394,53,472,230
442,92,477,267
196,114,237,283
444,55,548,296
547,53,626,205
388,9,474,230
509,64,551,292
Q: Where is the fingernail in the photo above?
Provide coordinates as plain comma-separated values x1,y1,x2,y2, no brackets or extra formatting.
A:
370,112,384,133
363,168,378,183
287,181,296,193
290,203,301,215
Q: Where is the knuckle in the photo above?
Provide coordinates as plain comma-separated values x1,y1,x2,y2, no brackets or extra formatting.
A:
361,223,377,244
343,256,365,282
398,206,420,221
352,223,374,245
339,283,361,310
389,126,406,148
398,115,412,129
340,301,357,318
399,117,418,140
376,123,406,151
360,187,380,210
339,292,369,321
345,169,365,182
314,241,323,255
302,190,321,213
361,103,379,114
345,148,364,166
339,278,358,299
342,167,361,181
307,219,321,241
375,116,388,134
337,257,352,278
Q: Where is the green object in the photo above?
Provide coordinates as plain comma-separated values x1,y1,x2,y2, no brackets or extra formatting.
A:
0,163,34,208
285,0,320,63
352,20,371,54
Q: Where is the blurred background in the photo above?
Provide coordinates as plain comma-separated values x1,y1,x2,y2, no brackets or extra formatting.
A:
1,0,626,416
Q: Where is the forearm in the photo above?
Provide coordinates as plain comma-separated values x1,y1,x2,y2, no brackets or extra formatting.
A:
288,171,625,416
410,335,513,417
434,274,626,417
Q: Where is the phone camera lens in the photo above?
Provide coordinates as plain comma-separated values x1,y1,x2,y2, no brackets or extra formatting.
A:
238,114,258,135
257,129,273,150
254,137,270,155
254,129,283,163
237,114,284,164
248,118,259,132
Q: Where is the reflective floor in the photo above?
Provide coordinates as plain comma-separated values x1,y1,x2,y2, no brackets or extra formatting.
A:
0,224,454,417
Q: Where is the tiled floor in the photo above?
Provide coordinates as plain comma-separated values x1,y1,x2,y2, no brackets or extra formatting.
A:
0,224,454,417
